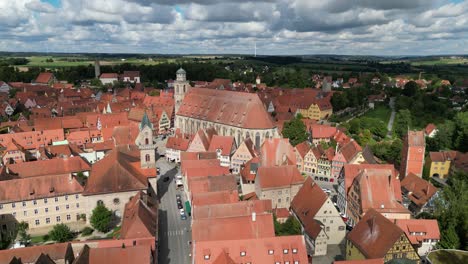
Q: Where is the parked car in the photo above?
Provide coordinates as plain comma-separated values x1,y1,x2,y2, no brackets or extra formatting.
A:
180,213,187,220
179,209,185,215
176,194,181,201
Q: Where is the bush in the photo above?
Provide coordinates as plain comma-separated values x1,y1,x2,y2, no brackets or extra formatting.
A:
90,204,113,233
81,227,94,236
48,224,74,243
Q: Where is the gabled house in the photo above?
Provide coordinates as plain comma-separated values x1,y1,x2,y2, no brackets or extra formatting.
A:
35,72,56,85
394,219,440,257
187,128,216,153
255,165,304,209
400,173,439,215
424,123,438,138
346,209,420,263
331,140,364,180
240,157,260,195
208,135,236,168
0,81,11,93
291,177,346,256
294,141,311,174
230,137,257,174
165,132,191,163
99,73,119,85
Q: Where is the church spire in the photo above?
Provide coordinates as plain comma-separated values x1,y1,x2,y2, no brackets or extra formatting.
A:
140,111,153,131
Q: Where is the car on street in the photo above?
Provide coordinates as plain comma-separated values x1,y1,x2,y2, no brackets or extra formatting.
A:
180,213,187,220
177,200,183,209
176,194,181,201
179,209,185,215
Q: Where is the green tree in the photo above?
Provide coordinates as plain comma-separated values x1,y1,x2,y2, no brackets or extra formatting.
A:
274,216,302,236
394,109,412,138
90,204,113,233
282,116,307,146
454,112,468,152
48,224,74,243
90,78,102,87
402,81,418,97
438,225,460,249
149,90,160,97
17,221,30,244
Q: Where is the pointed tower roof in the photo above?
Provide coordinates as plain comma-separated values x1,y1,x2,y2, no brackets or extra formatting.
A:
139,111,153,131
106,102,112,114
176,68,186,74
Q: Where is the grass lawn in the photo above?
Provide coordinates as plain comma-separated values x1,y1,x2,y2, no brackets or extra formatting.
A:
30,235,49,244
361,104,392,123
427,250,468,264
411,58,468,66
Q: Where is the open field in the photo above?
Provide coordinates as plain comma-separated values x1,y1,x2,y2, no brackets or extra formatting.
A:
427,250,468,264
361,104,392,123
411,58,468,66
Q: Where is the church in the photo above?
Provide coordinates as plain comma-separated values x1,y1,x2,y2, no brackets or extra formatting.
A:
174,69,279,149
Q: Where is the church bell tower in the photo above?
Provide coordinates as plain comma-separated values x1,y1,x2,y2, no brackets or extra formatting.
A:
135,112,156,168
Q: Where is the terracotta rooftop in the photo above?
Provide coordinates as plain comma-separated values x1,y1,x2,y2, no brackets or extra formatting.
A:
340,140,362,162
0,174,83,203
178,88,275,129
429,151,457,162
192,190,239,207
425,123,437,135
260,138,296,167
257,165,304,190
394,219,440,245
208,135,235,156
291,177,329,238
343,164,399,197
120,191,158,240
188,175,237,195
35,72,54,84
406,130,425,146
74,244,152,264
193,235,308,264
295,141,311,159
193,200,272,220
83,146,153,196
192,213,275,242
334,259,384,264
100,73,118,79
311,124,337,139
400,173,438,207
166,134,191,151
0,243,72,264
4,156,90,178
347,209,405,259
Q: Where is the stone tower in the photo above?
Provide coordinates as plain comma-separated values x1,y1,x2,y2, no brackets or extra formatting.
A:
174,68,190,113
135,111,156,168
94,59,101,78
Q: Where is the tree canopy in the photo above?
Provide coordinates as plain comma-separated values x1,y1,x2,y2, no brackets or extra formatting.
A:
48,224,74,243
274,216,302,236
282,115,308,146
90,204,113,233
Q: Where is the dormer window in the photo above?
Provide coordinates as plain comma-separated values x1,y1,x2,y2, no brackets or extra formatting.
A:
240,251,246,256
204,255,210,260
268,249,274,255
283,249,289,254
292,248,298,254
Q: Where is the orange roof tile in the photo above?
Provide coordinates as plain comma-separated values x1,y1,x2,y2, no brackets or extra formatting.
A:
0,243,72,264
334,259,384,264
260,138,296,167
120,191,158,239
193,200,272,220
257,165,304,189
192,190,239,207
35,72,54,84
347,209,405,259
188,175,237,195
311,124,337,139
208,135,235,156
394,219,440,245
400,173,438,207
194,235,308,264
295,141,311,159
192,213,275,242
5,156,90,178
178,88,275,129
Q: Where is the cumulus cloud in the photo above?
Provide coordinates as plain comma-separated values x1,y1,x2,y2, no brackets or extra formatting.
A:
0,0,466,55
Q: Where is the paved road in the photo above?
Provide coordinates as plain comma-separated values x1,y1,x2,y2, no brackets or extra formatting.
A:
157,140,192,264
387,97,396,137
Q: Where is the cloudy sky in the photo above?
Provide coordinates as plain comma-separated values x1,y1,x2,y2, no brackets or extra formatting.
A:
1,0,467,55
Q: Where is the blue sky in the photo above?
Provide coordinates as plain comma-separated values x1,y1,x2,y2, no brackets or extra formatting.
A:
1,0,467,55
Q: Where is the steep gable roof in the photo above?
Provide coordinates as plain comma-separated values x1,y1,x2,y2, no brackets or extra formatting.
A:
257,165,304,189
120,191,158,239
291,177,328,238
400,173,438,207
347,209,405,259
83,147,149,195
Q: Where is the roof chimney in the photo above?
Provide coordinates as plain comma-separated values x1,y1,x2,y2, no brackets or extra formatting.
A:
252,212,256,222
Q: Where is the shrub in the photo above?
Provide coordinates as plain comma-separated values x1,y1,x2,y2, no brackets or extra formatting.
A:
90,204,113,233
81,227,94,236
48,224,74,243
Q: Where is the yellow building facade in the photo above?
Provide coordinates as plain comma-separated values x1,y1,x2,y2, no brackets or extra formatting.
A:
299,104,333,120
346,234,420,263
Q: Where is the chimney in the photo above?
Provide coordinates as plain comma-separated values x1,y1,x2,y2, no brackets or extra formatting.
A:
69,174,73,182
252,212,256,222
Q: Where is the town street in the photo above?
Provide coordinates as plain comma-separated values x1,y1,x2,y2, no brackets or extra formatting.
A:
387,97,396,137
156,138,192,264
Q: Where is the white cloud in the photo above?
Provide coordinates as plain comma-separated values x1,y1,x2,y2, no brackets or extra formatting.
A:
0,0,465,55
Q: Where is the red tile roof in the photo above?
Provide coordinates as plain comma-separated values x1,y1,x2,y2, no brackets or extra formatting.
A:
0,174,83,204
208,135,235,156
334,259,384,264
100,73,118,79
192,213,275,242
0,129,64,150
429,151,457,162
343,164,399,197
4,156,90,178
193,200,272,220
291,177,328,238
189,175,237,195
257,165,304,189
0,243,72,264
295,141,311,159
425,123,437,135
120,191,158,239
192,190,239,207
347,209,405,259
311,124,337,139
193,235,308,264
406,130,425,146
260,138,296,167
83,146,152,196
79,244,153,264
400,173,438,207
340,140,362,162
394,219,440,245
166,134,191,151
178,88,275,129
35,72,54,84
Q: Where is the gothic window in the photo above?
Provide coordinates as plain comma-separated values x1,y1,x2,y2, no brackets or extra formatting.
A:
255,132,261,150
145,138,149,145
145,154,151,162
